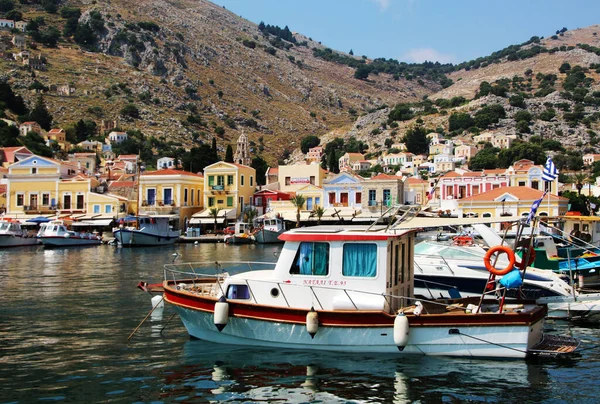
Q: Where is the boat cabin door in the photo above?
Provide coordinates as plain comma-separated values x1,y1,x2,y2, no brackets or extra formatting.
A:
386,234,414,313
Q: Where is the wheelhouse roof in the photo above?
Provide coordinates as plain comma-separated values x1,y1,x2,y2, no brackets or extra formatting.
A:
279,225,411,242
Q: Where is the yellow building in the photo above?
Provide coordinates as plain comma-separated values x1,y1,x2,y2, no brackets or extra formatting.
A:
138,168,205,229
203,162,256,216
5,155,107,219
457,186,568,229
278,164,327,193
405,177,428,205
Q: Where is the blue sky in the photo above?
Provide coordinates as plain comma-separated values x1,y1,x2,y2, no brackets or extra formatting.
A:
211,0,600,64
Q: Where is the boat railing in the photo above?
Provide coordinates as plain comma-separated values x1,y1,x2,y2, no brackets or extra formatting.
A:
414,255,455,275
163,261,277,282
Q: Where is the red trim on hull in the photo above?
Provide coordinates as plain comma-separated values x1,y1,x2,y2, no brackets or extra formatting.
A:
164,287,546,328
279,233,399,242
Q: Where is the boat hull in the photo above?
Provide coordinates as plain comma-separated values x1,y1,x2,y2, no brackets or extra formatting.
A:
114,229,179,247
172,304,541,358
224,235,254,244
254,229,284,244
40,236,102,247
0,234,39,248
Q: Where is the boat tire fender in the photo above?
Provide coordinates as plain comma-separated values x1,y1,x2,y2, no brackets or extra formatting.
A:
484,245,516,276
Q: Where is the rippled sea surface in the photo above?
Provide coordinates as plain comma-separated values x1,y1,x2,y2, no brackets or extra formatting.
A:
1,242,600,403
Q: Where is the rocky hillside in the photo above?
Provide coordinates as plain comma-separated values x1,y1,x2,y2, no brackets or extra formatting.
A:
0,0,437,163
310,25,600,166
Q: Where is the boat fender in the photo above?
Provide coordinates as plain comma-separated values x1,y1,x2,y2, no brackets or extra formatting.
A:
306,307,319,339
151,294,164,310
214,296,229,332
484,245,516,276
413,301,423,316
64,233,70,238
393,312,410,351
515,246,536,270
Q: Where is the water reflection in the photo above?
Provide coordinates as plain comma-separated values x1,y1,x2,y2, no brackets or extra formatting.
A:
0,244,599,403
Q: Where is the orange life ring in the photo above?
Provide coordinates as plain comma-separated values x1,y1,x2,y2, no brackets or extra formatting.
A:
515,246,536,270
484,245,516,276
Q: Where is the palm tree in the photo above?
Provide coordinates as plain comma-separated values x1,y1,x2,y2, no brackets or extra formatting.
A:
311,205,325,225
573,172,587,195
244,208,258,230
290,194,306,228
208,207,219,233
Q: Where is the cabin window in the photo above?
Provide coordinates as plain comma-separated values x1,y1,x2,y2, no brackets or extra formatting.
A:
226,284,250,300
343,243,377,277
290,242,329,276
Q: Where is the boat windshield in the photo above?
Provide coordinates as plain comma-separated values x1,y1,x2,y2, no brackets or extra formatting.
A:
0,222,10,231
414,241,485,260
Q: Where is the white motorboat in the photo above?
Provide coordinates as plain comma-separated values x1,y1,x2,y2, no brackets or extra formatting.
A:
113,215,181,247
139,222,579,358
0,219,39,248
37,220,102,247
254,216,285,244
224,222,255,245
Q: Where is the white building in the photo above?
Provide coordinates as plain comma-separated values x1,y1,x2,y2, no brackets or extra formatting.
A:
108,131,128,144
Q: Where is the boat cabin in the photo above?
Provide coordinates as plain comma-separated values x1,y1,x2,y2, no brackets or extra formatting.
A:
221,226,414,313
0,220,25,235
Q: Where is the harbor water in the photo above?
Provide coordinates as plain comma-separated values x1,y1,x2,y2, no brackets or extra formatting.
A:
1,243,600,403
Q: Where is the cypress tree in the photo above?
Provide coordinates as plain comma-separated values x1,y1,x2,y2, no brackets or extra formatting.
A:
225,144,234,162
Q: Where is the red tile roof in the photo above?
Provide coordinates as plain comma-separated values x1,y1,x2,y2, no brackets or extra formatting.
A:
143,169,203,177
406,177,427,184
368,173,401,181
461,186,567,202
109,181,135,188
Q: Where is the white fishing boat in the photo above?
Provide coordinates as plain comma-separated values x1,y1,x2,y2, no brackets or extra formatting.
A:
254,215,285,244
0,218,39,248
113,214,180,247
139,216,579,358
224,222,255,245
37,220,102,247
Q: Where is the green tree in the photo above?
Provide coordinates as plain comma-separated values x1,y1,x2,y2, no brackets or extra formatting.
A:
497,141,546,167
208,207,219,233
327,150,339,173
389,104,414,122
448,112,474,132
251,156,269,186
354,65,370,80
28,95,53,130
474,104,506,129
572,172,587,195
120,104,140,119
469,144,500,170
290,194,306,228
509,94,526,108
225,144,234,162
311,205,325,224
19,132,53,157
0,120,19,147
181,144,219,173
403,126,429,155
0,0,15,12
300,135,320,153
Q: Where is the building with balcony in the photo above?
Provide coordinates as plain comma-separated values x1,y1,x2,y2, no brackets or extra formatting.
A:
252,189,292,215
361,173,404,212
203,161,256,217
138,168,204,229
507,159,559,194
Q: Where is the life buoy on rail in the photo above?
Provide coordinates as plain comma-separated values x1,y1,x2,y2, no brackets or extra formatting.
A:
515,246,536,270
484,245,516,276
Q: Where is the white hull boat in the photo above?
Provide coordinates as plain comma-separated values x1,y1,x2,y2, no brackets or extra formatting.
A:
254,216,285,244
0,219,39,248
113,215,180,247
139,216,580,359
37,220,102,247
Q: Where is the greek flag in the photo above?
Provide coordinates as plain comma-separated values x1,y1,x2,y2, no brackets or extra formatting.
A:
526,191,547,225
541,157,558,182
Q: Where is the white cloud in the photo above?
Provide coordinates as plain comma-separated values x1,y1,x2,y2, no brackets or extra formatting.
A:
403,48,456,64
370,0,391,10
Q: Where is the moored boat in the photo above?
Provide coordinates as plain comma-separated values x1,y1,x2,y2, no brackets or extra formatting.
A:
113,215,180,247
140,223,579,358
224,222,254,245
0,218,39,248
37,220,102,247
253,216,285,244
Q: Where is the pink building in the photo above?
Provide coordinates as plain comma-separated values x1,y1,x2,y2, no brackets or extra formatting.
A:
438,169,509,200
